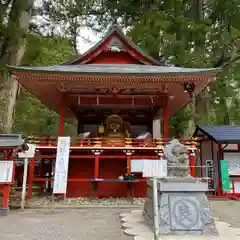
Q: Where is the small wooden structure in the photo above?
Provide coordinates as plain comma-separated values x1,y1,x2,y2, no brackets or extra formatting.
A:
7,25,219,198
193,125,240,198
0,134,27,215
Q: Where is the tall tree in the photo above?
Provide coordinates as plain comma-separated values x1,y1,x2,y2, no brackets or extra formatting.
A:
13,34,77,136
0,0,34,133
30,0,240,137
93,0,240,136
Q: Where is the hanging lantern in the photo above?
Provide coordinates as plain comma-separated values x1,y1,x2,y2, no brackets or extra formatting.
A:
98,123,105,135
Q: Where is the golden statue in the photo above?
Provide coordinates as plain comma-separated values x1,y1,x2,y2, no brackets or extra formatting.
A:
106,114,125,138
98,114,131,144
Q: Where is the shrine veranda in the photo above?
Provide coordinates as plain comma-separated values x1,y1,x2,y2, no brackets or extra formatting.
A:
7,25,224,199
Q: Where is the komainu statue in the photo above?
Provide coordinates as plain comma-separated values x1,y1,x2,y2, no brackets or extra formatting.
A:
163,139,190,178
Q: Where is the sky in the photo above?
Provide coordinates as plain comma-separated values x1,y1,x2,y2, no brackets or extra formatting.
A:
76,27,100,54
34,0,100,54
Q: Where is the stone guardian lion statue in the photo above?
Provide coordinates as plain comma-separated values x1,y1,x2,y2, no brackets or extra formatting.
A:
163,139,190,178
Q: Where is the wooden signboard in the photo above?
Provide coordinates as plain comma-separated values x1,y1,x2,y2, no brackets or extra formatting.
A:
205,160,215,191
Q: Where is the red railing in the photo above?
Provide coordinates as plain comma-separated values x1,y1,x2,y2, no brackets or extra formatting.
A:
27,136,198,150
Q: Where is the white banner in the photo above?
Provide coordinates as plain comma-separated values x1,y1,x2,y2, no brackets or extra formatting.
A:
0,161,14,183
53,137,70,194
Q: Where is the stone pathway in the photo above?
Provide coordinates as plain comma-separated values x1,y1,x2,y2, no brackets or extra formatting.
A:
120,210,240,240
210,200,240,228
0,209,132,240
1,200,240,240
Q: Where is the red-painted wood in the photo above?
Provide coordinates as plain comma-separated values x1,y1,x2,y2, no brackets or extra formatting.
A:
218,144,223,195
67,158,94,197
2,185,10,208
127,155,131,174
96,158,128,197
75,29,158,65
189,152,195,177
132,182,147,197
89,51,139,64
94,154,100,178
163,96,169,139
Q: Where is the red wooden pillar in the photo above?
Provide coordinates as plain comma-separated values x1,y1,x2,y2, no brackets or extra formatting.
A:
217,144,223,195
58,95,65,136
189,150,195,177
126,153,132,197
127,154,131,174
94,154,100,178
2,185,10,209
27,157,35,200
1,150,15,211
163,96,169,140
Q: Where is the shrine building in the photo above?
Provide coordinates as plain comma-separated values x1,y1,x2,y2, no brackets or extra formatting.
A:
7,25,219,198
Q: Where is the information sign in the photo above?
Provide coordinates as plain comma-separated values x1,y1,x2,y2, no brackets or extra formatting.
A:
143,160,167,178
53,137,70,194
220,160,230,192
18,144,36,159
0,161,14,183
205,160,215,190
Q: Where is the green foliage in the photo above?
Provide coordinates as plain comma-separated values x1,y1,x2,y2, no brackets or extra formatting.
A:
13,35,77,136
99,0,240,136
14,0,240,137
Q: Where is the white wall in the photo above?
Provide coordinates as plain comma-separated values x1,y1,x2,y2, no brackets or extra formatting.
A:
221,144,238,150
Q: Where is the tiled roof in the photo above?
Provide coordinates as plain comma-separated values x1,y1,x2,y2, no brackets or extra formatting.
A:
7,64,219,76
64,24,163,66
194,125,240,143
0,134,27,149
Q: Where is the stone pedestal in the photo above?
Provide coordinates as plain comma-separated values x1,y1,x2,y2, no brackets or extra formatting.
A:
143,178,218,236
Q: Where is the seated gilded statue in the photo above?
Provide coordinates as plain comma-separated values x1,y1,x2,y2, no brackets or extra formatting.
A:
98,115,131,144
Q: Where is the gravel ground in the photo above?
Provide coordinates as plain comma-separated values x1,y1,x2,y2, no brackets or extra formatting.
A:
210,200,240,228
0,200,239,240
0,209,132,240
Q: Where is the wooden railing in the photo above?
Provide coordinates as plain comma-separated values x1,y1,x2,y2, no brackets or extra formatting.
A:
26,136,198,150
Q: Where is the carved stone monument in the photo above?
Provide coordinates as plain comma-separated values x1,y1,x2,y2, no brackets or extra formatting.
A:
143,139,218,236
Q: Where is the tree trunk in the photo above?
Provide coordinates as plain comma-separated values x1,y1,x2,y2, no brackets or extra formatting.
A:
0,0,34,133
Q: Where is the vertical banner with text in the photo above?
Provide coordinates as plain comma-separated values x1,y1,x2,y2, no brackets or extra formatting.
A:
53,137,71,194
220,160,230,193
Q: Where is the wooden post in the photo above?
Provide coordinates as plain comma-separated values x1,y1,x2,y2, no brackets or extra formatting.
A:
189,150,195,177
21,158,28,211
2,185,10,209
94,154,100,178
163,96,169,140
27,157,35,200
217,144,223,195
127,154,131,174
58,95,65,136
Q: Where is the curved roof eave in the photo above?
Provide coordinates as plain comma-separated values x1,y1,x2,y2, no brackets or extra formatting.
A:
6,64,220,77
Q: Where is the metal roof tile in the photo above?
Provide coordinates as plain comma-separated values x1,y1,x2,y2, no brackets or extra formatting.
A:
196,125,240,143
7,64,219,76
